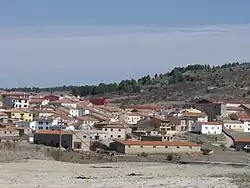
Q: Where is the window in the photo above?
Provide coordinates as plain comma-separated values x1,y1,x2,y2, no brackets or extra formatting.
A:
212,127,214,129
165,146,168,148
111,129,113,131
217,127,220,129
46,127,48,130
83,136,86,138
128,145,131,148
163,136,166,139
118,129,121,131
46,122,49,125
24,105,27,108
177,146,180,149
153,146,156,148
205,127,208,129
118,135,121,138
4,131,6,134
140,145,143,148
189,146,192,149
105,128,107,131
110,135,113,138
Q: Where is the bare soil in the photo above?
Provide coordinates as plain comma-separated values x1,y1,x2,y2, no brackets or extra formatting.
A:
0,160,249,188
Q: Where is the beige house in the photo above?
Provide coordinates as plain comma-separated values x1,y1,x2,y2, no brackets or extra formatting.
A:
110,140,200,155
102,124,129,139
223,120,245,132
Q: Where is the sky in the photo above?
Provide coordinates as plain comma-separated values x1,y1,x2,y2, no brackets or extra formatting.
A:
0,0,250,88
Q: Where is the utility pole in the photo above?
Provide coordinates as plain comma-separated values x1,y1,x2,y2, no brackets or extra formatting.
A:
58,113,63,161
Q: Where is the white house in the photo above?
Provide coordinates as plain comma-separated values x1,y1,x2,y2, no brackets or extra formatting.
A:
102,124,128,139
191,122,222,135
3,96,29,108
124,112,143,125
16,118,59,131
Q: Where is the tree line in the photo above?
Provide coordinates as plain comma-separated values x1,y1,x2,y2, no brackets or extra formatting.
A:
2,62,241,96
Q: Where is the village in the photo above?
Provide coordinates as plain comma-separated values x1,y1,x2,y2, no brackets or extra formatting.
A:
0,90,250,161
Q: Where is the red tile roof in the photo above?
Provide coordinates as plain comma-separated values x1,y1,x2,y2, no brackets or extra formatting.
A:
34,130,73,135
234,138,250,143
236,113,250,120
120,105,165,110
182,112,207,117
115,140,200,147
103,124,126,129
226,106,244,111
50,98,74,104
29,98,46,103
199,122,222,125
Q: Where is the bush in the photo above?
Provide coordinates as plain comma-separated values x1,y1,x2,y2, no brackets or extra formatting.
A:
140,152,148,157
166,153,174,161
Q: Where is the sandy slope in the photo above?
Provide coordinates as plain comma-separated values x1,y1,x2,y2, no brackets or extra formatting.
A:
0,160,248,188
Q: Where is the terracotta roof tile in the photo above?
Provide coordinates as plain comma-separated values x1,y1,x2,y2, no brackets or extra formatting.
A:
29,98,46,103
199,122,222,125
103,124,126,128
120,105,165,110
34,130,73,135
115,140,200,147
236,113,250,120
182,112,207,117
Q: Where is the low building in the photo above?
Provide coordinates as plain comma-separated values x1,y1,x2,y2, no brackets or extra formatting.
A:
33,130,90,150
233,138,250,150
191,122,222,135
0,126,25,138
110,140,200,155
223,120,245,132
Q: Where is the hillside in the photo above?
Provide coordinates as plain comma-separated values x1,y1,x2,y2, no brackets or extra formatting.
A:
5,62,250,104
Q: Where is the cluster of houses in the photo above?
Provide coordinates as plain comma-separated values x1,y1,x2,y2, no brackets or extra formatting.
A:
0,90,250,154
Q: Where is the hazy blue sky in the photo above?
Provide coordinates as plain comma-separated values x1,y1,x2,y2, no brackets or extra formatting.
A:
0,0,250,88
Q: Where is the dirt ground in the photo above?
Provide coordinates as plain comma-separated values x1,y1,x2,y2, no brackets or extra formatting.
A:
0,160,249,188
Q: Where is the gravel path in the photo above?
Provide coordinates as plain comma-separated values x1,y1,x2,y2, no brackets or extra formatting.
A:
0,160,249,188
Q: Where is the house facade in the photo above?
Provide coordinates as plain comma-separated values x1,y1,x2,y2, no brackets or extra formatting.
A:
3,96,29,108
223,120,245,132
191,122,222,135
125,112,142,125
102,124,128,139
4,109,34,121
33,130,90,151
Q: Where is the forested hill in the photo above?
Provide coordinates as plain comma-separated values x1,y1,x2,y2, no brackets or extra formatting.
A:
4,62,250,103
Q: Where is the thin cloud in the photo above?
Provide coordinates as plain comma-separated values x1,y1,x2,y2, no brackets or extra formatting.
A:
0,24,249,87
